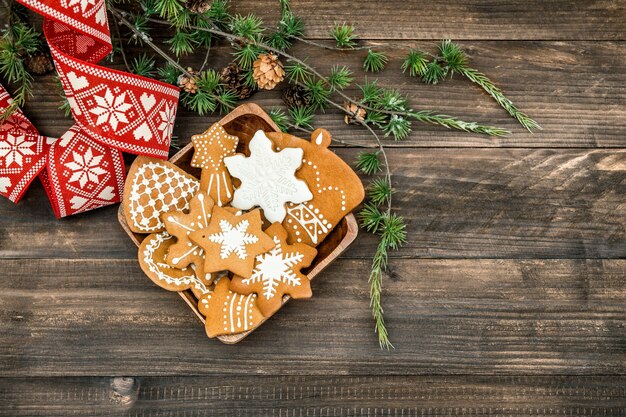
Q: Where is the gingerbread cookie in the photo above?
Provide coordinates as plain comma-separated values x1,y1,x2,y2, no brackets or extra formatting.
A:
138,232,211,298
190,123,239,207
224,130,312,223
189,206,275,277
267,129,365,246
230,223,317,317
197,277,265,338
162,190,214,284
124,156,199,233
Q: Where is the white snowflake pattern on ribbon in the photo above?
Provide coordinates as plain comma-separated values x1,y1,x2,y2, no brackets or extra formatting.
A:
0,133,36,168
158,103,176,142
89,88,132,131
64,147,106,187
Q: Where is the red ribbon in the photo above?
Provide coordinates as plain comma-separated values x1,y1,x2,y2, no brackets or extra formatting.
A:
0,0,179,217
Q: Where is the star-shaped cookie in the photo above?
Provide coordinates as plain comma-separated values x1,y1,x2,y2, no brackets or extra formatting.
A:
230,223,317,317
224,130,312,223
189,206,275,277
162,191,215,284
190,123,239,207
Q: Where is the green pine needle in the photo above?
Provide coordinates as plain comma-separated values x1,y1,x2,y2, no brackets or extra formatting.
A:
356,151,382,175
196,69,221,92
381,213,407,250
358,202,385,233
438,39,466,72
233,43,262,69
402,48,429,77
167,30,196,56
384,114,411,140
157,63,182,85
230,14,264,41
331,22,357,48
363,49,388,73
408,109,510,137
279,12,304,38
304,79,330,111
269,107,289,132
216,88,238,114
154,0,184,21
285,61,312,84
421,60,447,84
289,106,314,129
328,65,353,91
368,178,394,205
130,53,156,78
182,90,216,115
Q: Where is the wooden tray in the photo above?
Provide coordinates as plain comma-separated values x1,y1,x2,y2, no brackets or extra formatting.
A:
118,103,359,343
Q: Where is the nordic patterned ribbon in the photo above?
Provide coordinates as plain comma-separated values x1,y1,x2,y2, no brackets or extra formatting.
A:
0,0,179,218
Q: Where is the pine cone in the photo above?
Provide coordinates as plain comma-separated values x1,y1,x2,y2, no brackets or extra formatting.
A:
220,62,255,100
186,0,212,13
282,85,311,109
178,67,199,94
252,53,285,90
343,102,367,125
25,53,54,75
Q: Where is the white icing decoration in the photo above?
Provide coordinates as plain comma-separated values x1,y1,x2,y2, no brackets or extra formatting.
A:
242,236,304,300
224,130,312,223
208,219,259,260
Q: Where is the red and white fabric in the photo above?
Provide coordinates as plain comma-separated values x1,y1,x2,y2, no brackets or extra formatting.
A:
0,0,179,217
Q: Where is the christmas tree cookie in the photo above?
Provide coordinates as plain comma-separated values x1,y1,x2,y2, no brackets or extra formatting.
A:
190,123,239,207
197,277,265,338
162,191,214,285
267,128,365,246
230,223,317,317
224,130,312,223
189,205,275,277
138,232,211,298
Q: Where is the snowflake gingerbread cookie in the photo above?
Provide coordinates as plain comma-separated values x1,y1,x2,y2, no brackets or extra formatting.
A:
267,128,365,246
224,130,313,223
230,223,317,317
197,277,265,338
190,123,239,207
138,232,211,298
123,156,199,233
189,205,275,277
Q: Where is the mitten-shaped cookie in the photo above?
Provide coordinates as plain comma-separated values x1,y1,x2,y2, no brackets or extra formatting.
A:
230,223,317,317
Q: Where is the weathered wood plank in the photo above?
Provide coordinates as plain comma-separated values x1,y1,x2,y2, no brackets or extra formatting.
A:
1,375,625,416
228,0,626,41
1,148,624,259
20,41,626,148
1,258,624,376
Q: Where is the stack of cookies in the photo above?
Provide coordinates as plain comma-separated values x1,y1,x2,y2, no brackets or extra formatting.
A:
123,122,364,339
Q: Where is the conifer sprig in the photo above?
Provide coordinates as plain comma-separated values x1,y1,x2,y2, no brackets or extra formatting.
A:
331,22,357,48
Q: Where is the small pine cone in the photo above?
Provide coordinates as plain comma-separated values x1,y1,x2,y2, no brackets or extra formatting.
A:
186,0,212,13
25,53,54,75
220,62,255,100
282,85,311,109
252,53,285,90
178,67,199,94
343,102,367,125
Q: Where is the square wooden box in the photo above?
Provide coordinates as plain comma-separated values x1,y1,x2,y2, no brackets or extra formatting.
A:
118,103,359,343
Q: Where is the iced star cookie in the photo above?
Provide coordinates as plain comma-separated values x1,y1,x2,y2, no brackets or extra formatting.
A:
267,128,365,246
189,206,275,278
197,277,265,338
138,232,211,298
224,130,312,223
124,156,199,233
162,191,214,285
230,223,317,317
190,123,239,207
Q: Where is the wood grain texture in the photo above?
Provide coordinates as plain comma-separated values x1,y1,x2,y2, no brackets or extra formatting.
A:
1,375,625,416
1,258,624,376
228,0,626,41
1,148,623,259
18,41,626,148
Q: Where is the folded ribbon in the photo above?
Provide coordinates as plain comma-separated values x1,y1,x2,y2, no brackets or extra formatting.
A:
0,0,179,217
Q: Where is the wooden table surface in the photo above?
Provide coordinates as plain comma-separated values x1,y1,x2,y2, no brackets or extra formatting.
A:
1,1,626,415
